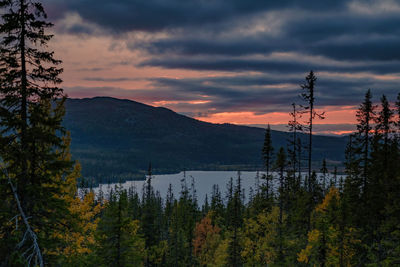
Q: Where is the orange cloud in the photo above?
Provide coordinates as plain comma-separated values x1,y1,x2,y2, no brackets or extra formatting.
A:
195,105,358,125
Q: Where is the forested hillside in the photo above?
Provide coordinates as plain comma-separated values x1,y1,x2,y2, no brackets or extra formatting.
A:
64,97,348,182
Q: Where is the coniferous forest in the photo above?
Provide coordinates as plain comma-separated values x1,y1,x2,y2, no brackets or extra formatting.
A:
0,1,400,266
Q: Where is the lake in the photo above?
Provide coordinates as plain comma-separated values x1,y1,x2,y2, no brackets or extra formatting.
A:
90,170,343,204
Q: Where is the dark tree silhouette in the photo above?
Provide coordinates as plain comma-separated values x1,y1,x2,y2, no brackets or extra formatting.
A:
262,124,274,177
0,0,73,264
274,147,287,262
288,103,302,177
299,71,325,188
355,89,375,192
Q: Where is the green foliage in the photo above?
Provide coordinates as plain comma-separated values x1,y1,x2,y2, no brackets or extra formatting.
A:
95,186,145,267
241,206,281,265
0,0,77,265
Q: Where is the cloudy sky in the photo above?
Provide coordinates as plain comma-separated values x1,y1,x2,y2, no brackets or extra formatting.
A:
44,0,400,135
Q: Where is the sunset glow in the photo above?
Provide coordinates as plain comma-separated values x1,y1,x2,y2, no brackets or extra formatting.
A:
42,0,400,135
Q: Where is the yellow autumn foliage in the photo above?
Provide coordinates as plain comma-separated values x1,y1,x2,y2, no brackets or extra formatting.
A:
298,187,360,266
54,162,103,263
241,206,282,265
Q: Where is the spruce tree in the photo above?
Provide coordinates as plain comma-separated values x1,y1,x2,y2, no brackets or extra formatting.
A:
210,184,224,225
0,0,75,264
274,147,287,262
355,89,375,192
95,186,145,266
262,124,274,177
141,164,158,266
262,124,274,202
375,94,394,168
227,171,244,267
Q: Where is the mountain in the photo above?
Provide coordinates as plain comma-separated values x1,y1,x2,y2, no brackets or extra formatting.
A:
63,97,349,182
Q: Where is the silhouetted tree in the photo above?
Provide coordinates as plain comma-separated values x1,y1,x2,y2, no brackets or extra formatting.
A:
320,159,328,192
0,0,75,264
375,94,394,168
274,147,287,262
288,103,302,177
300,71,325,185
355,89,375,192
227,171,244,267
141,163,158,266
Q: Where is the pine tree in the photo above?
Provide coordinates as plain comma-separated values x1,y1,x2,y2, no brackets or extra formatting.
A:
0,1,75,263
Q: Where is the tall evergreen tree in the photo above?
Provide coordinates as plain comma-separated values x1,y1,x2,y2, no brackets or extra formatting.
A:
300,71,324,183
141,163,159,266
227,171,244,266
375,94,394,168
0,0,75,264
288,103,302,177
274,147,287,262
262,124,274,177
355,89,375,192
95,186,145,267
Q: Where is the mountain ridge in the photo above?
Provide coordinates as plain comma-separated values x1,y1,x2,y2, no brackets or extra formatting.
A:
63,96,348,182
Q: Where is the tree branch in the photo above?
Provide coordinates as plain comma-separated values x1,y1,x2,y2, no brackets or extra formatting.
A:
3,168,44,267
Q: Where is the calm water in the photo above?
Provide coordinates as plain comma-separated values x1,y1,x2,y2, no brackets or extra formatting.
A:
91,171,343,204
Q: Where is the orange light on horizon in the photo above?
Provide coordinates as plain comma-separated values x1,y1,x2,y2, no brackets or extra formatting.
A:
195,105,358,125
153,100,211,106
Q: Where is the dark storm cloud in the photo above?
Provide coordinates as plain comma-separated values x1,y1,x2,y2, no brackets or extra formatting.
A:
44,0,400,64
48,0,400,116
135,12,400,62
147,75,400,114
45,0,400,69
139,57,400,75
45,0,347,33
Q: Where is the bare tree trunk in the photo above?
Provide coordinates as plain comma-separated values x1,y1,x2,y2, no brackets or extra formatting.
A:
7,174,43,267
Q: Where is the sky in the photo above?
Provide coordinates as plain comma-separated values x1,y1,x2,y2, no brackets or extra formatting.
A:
43,0,400,135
